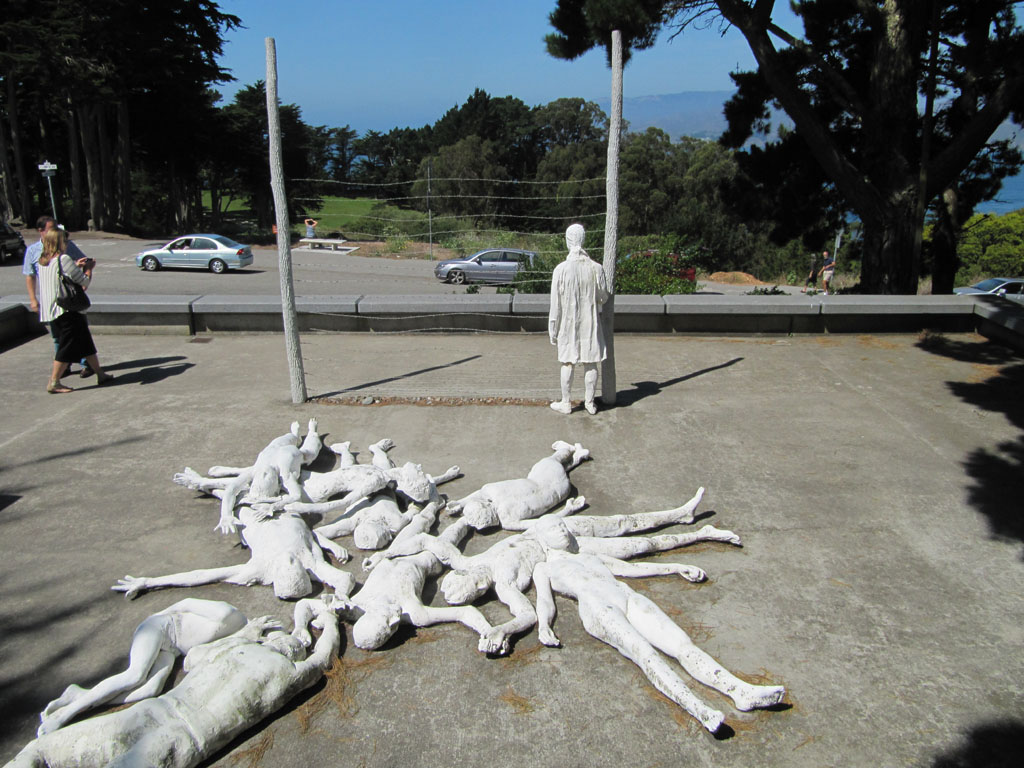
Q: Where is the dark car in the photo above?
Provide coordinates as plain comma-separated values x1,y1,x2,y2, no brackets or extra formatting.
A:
0,221,26,262
434,248,537,285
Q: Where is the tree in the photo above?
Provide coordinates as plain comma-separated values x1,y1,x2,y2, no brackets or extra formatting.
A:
549,0,1024,293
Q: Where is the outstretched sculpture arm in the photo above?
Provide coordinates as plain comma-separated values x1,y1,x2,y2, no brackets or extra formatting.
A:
293,609,341,684
532,562,560,647
111,564,255,600
362,528,471,572
428,465,461,486
478,580,538,655
595,555,706,583
216,474,253,534
312,530,350,563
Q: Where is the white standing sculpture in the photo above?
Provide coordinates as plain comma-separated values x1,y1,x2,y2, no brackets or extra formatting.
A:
549,222,610,415
531,526,786,733
331,502,498,652
112,505,354,600
447,441,590,531
5,603,340,768
36,599,246,736
367,488,735,655
173,419,323,534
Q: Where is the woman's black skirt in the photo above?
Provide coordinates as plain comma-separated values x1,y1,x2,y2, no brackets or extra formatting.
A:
50,311,97,363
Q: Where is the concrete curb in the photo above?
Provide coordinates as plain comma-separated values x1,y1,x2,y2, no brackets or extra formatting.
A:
1,293,1021,350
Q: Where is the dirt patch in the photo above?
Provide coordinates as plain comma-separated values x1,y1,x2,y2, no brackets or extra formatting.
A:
708,271,770,286
335,240,458,261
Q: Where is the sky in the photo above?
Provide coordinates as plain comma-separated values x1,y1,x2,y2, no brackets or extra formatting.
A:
214,0,802,134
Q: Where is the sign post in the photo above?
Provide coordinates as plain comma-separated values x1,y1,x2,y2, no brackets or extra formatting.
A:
37,161,58,220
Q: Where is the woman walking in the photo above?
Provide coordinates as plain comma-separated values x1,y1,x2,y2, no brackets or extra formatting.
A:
36,228,113,393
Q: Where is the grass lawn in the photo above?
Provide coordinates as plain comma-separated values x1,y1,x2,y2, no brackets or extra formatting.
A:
200,194,380,235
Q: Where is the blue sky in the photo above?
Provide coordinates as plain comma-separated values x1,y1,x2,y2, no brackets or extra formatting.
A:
215,0,801,134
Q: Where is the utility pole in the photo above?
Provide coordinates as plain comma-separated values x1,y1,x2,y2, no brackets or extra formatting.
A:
601,29,623,406
265,37,307,404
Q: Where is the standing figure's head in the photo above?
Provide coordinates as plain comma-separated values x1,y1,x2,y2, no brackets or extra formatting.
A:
565,223,586,255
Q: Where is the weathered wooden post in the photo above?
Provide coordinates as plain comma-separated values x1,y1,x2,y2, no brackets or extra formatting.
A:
601,29,623,405
265,37,307,404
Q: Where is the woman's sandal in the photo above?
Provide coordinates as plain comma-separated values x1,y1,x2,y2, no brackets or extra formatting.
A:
96,373,115,386
47,380,74,394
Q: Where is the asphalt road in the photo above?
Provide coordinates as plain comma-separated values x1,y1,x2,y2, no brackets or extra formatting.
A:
0,232,766,299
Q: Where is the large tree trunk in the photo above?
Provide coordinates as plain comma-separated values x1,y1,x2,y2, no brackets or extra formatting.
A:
78,103,104,231
66,101,85,229
97,108,114,228
930,187,961,295
6,77,32,221
0,117,15,222
115,100,131,229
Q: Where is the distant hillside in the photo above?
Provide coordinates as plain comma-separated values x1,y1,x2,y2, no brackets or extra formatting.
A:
597,90,790,141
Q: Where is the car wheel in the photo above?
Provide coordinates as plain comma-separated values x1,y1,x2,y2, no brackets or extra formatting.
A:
449,269,466,285
142,256,160,271
209,258,227,274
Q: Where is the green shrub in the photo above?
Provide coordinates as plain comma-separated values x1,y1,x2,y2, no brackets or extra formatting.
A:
615,251,697,295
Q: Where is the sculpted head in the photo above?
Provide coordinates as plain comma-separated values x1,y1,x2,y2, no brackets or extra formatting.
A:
270,553,312,599
565,223,585,253
392,462,435,504
462,498,499,530
354,518,393,550
352,604,402,649
441,565,492,605
533,518,579,554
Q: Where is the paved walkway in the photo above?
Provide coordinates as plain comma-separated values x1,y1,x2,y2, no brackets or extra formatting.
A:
1,330,1022,767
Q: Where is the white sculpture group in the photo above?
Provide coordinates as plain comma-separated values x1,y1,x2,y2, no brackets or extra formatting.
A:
5,421,784,767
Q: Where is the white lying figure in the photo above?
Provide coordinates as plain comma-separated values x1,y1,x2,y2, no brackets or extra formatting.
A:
367,488,735,654
174,418,323,534
112,505,354,601
287,438,460,517
446,440,590,531
315,488,421,550
6,602,339,768
329,502,496,652
36,599,246,737
532,524,785,733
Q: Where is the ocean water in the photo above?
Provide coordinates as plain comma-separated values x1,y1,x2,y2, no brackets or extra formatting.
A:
975,172,1024,215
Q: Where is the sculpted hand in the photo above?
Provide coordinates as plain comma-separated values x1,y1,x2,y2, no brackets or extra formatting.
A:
215,515,240,535
676,565,707,582
173,467,204,491
249,503,274,522
478,627,511,656
112,576,148,600
249,615,283,635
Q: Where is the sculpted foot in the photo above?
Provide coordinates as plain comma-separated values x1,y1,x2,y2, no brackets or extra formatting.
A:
733,684,786,712
550,401,572,414
698,524,742,547
585,400,597,415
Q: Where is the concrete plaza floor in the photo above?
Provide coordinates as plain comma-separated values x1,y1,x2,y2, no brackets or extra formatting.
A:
1,329,1022,767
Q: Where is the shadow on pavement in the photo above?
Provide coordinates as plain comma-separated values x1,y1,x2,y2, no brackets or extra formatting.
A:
915,334,1024,556
930,718,1024,767
314,355,483,399
612,357,744,408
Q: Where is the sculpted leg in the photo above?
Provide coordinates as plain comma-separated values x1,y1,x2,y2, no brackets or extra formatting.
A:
36,623,170,735
328,441,356,466
580,602,725,733
583,363,598,414
626,592,784,712
367,438,396,469
308,557,356,597
550,364,574,413
569,487,706,537
577,525,741,559
403,602,493,640
297,418,322,464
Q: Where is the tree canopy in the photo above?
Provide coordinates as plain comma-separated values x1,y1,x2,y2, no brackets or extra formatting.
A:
548,0,1024,293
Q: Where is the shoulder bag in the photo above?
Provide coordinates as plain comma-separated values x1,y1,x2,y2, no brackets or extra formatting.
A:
55,255,91,313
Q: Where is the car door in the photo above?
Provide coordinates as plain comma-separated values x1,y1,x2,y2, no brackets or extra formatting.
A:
164,238,192,267
190,237,219,269
491,251,523,284
473,250,504,283
999,281,1024,302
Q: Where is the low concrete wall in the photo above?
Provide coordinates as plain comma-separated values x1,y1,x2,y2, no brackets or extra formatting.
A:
1,293,1021,351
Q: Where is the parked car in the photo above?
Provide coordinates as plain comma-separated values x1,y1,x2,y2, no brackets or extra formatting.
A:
1,221,26,262
434,248,537,285
953,277,1024,302
136,234,253,273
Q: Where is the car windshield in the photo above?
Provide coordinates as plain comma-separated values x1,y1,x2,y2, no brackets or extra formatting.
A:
972,278,1006,291
210,235,244,249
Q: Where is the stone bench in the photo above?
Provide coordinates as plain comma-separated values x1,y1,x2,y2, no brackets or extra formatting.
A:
298,238,349,251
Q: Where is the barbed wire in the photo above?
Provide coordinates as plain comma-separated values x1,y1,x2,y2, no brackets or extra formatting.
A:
290,176,606,187
294,193,606,204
